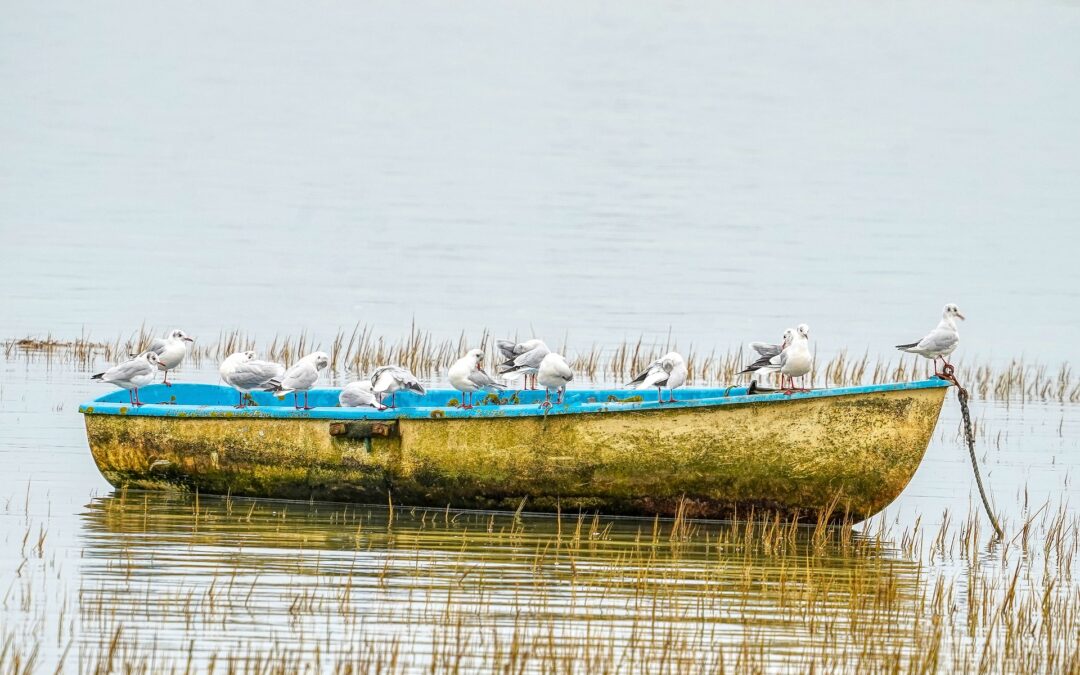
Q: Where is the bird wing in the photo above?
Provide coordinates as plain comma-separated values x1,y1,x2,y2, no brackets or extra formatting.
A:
281,362,318,391
375,365,426,394
750,341,782,359
230,360,285,389
626,359,664,386
468,367,505,389
340,382,379,407
105,357,153,382
916,328,958,354
739,351,783,375
496,340,519,359
638,366,670,389
501,343,549,373
146,338,168,355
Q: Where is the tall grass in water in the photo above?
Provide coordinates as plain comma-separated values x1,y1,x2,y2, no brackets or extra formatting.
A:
5,325,1080,402
2,492,1079,672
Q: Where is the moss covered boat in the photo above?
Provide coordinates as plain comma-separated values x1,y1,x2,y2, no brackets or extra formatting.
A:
79,380,950,521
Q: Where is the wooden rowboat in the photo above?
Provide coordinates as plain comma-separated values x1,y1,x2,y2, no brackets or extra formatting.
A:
79,380,950,521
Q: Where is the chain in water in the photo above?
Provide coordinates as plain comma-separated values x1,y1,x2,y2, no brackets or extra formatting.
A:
948,372,1005,539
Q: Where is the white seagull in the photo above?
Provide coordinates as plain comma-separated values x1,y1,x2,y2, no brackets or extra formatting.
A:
449,348,506,409
220,351,286,408
339,380,387,410
747,328,795,386
537,352,574,406
497,339,550,390
370,365,426,409
896,303,965,376
91,351,161,406
147,329,194,386
740,331,812,393
626,351,687,404
264,352,329,410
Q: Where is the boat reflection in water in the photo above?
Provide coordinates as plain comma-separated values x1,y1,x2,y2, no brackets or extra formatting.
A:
78,490,929,670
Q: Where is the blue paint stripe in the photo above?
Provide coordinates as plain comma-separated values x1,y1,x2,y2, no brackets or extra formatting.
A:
79,379,950,420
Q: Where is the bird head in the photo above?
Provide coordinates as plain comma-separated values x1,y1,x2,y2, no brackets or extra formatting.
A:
466,348,485,365
661,352,684,371
797,324,810,339
170,329,194,342
943,304,965,321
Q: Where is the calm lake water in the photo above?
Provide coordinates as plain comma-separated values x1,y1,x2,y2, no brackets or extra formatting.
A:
2,0,1080,360
3,0,1080,670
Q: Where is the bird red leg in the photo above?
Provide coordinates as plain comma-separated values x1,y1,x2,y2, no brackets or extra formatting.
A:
657,387,663,404
162,369,171,386
236,391,244,409
304,391,313,410
669,389,678,403
133,388,142,406
128,390,135,405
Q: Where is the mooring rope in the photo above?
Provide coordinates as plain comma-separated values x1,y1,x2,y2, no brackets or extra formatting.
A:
939,365,1005,540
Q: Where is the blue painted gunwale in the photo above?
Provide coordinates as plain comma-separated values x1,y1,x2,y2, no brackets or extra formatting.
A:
78,379,950,420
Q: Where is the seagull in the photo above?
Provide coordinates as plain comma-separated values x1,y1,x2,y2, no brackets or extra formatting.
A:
220,351,286,408
370,365,426,408
626,351,687,403
896,303,965,376
747,328,795,386
339,380,388,410
537,352,573,406
449,348,506,409
740,331,812,393
147,329,194,386
497,339,550,390
263,352,328,410
91,351,160,406
780,332,813,392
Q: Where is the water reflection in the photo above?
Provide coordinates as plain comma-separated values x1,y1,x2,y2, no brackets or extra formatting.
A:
78,491,927,670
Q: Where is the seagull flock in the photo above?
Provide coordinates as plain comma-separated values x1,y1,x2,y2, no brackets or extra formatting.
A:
90,303,965,409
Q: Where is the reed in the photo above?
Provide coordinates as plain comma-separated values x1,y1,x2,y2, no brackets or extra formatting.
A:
3,490,1080,673
5,327,1080,403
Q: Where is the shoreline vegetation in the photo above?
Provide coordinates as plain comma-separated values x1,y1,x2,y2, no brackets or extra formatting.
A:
4,326,1078,403
1,491,1077,672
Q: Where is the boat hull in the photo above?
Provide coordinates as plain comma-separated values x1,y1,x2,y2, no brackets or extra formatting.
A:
82,383,947,521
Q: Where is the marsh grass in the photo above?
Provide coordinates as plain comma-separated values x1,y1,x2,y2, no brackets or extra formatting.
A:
3,490,1080,673
6,326,1080,403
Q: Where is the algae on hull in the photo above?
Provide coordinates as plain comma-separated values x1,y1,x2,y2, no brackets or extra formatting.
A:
83,386,946,520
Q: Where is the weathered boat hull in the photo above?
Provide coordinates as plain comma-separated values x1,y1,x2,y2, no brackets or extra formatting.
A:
81,381,948,521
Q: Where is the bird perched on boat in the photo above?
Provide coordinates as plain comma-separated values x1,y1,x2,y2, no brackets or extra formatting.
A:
370,365,426,408
626,352,687,404
91,351,160,407
747,328,795,386
263,351,328,410
740,331,812,393
449,348,506,409
147,329,194,386
537,352,574,406
219,350,286,408
338,380,387,410
497,339,550,390
896,303,965,376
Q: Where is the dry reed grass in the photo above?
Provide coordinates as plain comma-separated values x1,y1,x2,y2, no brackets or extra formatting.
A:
2,490,1079,673
5,325,1080,403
